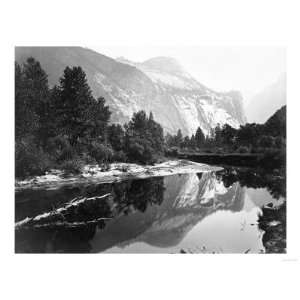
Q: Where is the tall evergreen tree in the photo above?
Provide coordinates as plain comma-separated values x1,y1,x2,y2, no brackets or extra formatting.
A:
195,126,205,148
214,123,223,146
189,134,196,148
175,129,183,147
86,97,111,142
22,57,50,144
15,62,39,139
56,66,96,145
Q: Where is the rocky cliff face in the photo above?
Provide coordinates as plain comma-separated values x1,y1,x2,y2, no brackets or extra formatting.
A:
15,47,246,136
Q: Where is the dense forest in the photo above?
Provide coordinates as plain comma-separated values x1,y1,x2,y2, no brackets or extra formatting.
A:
15,58,164,178
15,57,286,178
166,106,286,153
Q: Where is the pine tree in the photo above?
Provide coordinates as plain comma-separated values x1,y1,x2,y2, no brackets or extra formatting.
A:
15,62,39,139
195,126,205,148
182,136,190,149
214,123,223,146
86,97,111,142
56,66,96,146
175,129,183,147
189,134,196,149
22,57,50,144
108,123,125,151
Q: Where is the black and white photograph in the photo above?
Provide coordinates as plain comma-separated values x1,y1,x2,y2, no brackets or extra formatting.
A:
14,46,286,254
1,1,299,300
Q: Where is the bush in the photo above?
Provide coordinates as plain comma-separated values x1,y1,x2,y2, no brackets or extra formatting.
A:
113,150,127,162
59,158,84,175
80,152,97,165
126,139,156,164
89,142,114,164
46,135,75,162
15,138,51,178
237,146,250,154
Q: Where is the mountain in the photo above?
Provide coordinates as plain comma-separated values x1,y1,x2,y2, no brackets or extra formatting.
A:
246,73,286,124
15,47,246,136
264,105,286,138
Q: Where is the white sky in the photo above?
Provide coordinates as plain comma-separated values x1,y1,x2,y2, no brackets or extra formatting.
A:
92,46,286,105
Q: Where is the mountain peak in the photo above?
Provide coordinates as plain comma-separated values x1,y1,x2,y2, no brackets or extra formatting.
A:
141,56,185,74
117,56,185,75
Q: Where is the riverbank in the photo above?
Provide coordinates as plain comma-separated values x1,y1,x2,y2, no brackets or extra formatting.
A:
258,202,286,253
15,159,222,191
178,151,285,169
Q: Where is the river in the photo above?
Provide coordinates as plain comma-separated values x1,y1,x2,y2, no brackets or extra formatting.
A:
15,165,286,253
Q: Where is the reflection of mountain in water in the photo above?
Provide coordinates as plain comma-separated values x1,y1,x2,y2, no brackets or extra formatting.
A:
91,173,245,252
15,172,247,253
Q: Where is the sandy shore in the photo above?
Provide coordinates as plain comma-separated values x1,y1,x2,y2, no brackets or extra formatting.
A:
15,159,223,191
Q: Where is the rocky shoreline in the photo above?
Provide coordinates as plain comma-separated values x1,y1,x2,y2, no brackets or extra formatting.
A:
15,160,222,191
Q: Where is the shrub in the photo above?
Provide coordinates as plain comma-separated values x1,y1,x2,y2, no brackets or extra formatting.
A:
126,139,156,164
15,138,51,178
80,152,97,165
113,150,127,162
89,142,114,164
59,158,84,175
46,135,75,162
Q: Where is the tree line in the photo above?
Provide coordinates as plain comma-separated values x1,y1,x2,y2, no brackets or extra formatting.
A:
165,106,286,155
15,58,164,177
15,57,286,178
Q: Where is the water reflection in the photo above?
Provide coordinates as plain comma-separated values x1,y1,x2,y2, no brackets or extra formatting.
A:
15,168,286,253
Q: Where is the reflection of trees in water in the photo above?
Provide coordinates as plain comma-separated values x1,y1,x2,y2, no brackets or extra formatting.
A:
16,171,257,253
16,173,248,253
90,172,246,252
258,202,286,253
217,167,286,253
111,177,165,214
217,167,286,199
15,177,165,253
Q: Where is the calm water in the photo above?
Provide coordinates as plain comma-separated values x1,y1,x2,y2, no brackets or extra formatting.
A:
15,167,286,253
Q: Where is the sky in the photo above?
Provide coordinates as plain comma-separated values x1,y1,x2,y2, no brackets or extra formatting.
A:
92,46,286,105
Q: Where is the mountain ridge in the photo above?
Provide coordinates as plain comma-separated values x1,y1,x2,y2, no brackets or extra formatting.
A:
15,47,247,136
